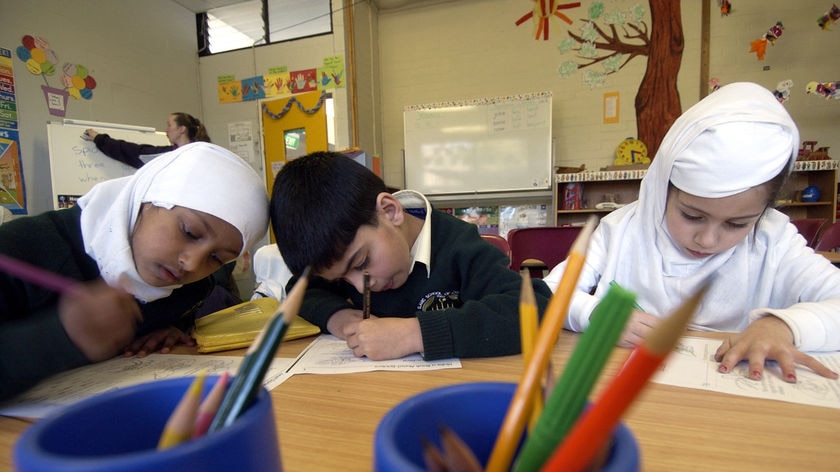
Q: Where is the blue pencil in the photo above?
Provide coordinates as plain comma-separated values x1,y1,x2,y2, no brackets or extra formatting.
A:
207,267,309,432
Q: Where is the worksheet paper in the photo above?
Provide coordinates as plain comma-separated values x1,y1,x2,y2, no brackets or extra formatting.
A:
287,334,462,374
0,355,294,419
0,334,461,419
653,336,840,409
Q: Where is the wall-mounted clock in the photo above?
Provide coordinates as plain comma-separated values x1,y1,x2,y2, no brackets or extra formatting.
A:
614,137,650,166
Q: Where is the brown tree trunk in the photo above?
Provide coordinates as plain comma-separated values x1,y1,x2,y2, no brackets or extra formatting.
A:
635,0,684,159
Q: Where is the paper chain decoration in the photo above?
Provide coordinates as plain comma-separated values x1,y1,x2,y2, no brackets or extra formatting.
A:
261,90,327,120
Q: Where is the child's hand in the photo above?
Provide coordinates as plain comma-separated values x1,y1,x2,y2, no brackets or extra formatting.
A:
124,327,195,358
343,315,423,360
714,315,839,382
58,280,142,362
617,310,660,348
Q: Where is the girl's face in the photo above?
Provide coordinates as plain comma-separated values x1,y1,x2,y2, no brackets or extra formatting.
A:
131,204,242,286
664,186,769,259
316,197,413,294
164,115,186,144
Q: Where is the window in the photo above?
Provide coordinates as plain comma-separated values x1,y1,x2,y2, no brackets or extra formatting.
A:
197,0,332,56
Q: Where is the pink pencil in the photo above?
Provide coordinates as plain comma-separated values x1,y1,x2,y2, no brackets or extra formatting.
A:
192,372,230,438
0,253,83,296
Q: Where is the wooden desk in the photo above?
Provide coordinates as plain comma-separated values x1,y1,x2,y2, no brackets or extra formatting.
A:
1,332,838,471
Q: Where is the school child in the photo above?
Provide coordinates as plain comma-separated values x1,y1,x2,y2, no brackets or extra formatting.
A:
0,142,268,401
270,151,552,361
544,82,840,382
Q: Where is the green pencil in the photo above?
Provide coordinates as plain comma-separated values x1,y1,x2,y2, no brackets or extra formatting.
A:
513,283,636,471
207,267,309,432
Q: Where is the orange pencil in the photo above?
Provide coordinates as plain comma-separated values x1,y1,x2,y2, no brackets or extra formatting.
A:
191,372,230,438
485,216,597,472
157,371,207,449
540,283,708,472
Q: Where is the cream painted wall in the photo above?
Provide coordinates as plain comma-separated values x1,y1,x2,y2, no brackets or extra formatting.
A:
1,0,202,215
375,0,840,191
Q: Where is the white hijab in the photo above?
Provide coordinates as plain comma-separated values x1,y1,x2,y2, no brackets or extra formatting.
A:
78,142,269,302
590,82,799,329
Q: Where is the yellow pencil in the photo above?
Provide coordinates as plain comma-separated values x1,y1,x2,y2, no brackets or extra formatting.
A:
157,371,207,449
485,216,597,472
518,270,541,432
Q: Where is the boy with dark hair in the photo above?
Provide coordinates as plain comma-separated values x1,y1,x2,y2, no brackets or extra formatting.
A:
271,151,552,361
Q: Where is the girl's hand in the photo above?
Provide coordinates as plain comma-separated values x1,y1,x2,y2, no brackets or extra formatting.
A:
124,327,195,358
59,280,142,362
714,315,839,382
617,310,660,348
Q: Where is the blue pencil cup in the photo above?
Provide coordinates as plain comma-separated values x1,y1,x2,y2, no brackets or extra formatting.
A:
374,382,639,471
13,375,281,472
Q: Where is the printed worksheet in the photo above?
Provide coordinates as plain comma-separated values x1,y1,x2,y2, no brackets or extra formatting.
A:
653,336,840,409
287,334,462,374
0,354,294,419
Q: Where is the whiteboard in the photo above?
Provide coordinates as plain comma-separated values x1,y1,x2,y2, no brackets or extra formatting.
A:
47,120,169,209
403,92,552,196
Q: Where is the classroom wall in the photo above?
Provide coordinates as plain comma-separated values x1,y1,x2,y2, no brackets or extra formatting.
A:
374,0,840,190
1,0,203,215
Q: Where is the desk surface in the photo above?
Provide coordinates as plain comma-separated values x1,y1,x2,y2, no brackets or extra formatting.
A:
1,332,839,471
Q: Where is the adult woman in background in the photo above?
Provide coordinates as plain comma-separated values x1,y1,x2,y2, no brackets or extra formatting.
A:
82,112,210,168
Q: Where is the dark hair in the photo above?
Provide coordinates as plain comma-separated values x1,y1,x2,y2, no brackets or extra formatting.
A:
171,112,211,143
270,151,387,274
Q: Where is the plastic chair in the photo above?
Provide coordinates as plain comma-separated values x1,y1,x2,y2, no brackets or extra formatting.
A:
791,218,828,248
507,226,583,278
480,234,512,267
815,221,840,252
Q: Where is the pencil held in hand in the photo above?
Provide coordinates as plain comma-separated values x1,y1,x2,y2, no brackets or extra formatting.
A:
541,282,709,472
363,271,371,319
157,371,207,449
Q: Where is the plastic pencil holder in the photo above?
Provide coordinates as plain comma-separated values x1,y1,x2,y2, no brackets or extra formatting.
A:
373,381,639,471
13,375,281,472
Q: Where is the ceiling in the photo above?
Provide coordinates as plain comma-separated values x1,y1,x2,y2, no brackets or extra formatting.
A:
172,0,441,14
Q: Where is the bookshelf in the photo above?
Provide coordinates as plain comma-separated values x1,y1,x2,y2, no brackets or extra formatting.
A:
554,160,839,226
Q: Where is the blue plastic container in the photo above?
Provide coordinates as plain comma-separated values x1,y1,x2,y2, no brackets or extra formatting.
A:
14,376,281,472
374,381,639,471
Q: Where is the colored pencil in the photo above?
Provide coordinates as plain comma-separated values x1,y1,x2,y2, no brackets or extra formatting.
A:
541,283,709,472
485,216,597,472
0,253,83,296
207,268,309,432
157,371,207,449
191,371,230,438
513,283,636,471
517,271,541,432
439,424,482,472
362,271,371,319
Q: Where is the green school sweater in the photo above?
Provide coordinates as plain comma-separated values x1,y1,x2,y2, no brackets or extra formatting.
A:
297,209,552,360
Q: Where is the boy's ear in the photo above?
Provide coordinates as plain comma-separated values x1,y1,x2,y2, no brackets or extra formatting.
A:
377,192,405,225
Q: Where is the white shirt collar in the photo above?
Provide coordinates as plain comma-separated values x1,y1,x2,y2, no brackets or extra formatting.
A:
394,190,432,277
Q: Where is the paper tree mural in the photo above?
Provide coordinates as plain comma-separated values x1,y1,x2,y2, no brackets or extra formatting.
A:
556,0,684,158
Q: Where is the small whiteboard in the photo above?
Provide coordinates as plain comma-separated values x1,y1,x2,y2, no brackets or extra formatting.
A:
403,92,552,196
47,120,168,209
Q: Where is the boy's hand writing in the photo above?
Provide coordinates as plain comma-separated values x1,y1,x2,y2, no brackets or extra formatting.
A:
58,280,142,362
714,315,839,382
124,326,195,357
328,308,423,360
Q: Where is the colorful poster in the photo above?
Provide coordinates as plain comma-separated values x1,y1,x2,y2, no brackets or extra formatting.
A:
0,129,26,214
218,81,242,103
454,206,500,235
317,55,344,90
288,68,317,94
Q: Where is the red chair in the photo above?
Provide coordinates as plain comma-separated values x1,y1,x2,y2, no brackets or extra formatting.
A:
480,233,512,266
507,226,583,278
791,218,828,248
815,221,840,252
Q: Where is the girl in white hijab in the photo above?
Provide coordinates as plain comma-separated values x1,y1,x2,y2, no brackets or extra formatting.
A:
0,142,268,401
544,82,840,383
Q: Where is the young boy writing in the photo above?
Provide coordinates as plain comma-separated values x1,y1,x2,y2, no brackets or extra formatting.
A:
544,82,840,382
270,151,552,360
0,142,269,401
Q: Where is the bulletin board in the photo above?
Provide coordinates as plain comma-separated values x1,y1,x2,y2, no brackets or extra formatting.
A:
47,120,168,209
403,92,552,196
